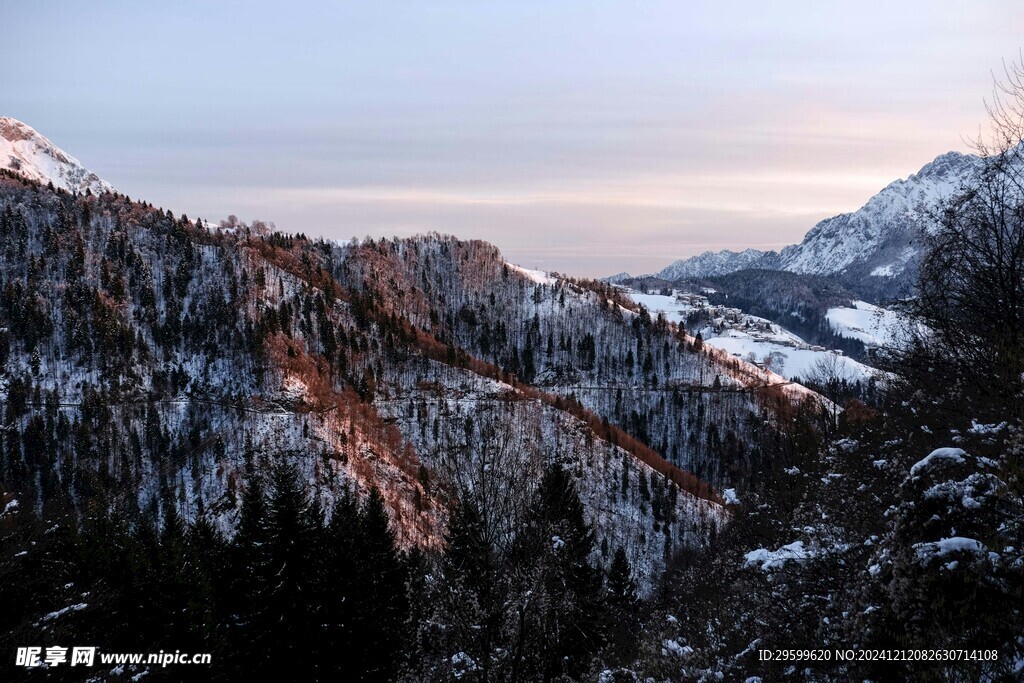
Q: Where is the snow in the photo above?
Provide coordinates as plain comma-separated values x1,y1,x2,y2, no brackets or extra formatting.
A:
826,300,905,349
36,602,88,625
280,375,309,407
661,639,694,658
625,289,877,383
779,152,980,275
652,248,768,280
628,291,699,325
640,149,985,281
968,420,1007,435
2,498,18,515
722,488,740,505
922,471,1001,513
909,447,966,476
869,247,918,278
913,537,990,559
961,496,982,510
0,117,115,195
705,334,875,383
744,541,811,571
450,652,478,678
504,262,555,285
373,358,728,595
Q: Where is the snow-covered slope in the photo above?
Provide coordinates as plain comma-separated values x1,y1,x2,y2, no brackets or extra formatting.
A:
0,116,115,195
704,334,875,384
627,289,878,384
639,149,986,289
826,300,907,349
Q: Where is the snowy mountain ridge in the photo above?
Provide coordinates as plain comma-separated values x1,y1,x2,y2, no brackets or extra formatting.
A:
631,148,987,290
774,149,983,277
653,248,773,281
0,116,115,195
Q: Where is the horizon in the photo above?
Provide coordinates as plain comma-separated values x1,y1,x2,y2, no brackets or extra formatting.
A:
4,1,1023,277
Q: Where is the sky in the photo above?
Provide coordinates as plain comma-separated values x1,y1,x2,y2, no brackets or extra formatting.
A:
2,1,1023,276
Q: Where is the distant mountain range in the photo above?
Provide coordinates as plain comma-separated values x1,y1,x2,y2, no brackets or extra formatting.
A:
612,149,987,297
649,248,770,281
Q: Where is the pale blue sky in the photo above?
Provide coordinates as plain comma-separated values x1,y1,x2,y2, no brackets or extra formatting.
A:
3,1,1022,275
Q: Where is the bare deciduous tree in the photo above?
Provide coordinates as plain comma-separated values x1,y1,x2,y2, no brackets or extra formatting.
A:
895,53,1024,423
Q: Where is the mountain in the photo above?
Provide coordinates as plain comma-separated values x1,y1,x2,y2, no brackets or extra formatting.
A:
653,248,777,281
0,116,115,195
775,150,981,280
4,121,1015,682
603,271,633,283
0,125,835,593
640,149,985,296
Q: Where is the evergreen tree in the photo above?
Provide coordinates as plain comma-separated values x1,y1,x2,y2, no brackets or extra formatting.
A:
604,547,640,666
432,492,499,680
347,488,409,681
509,463,606,681
262,460,322,680
228,474,273,674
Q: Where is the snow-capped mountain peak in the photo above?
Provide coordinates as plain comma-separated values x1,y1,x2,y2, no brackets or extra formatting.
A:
0,117,115,195
633,147,991,295
774,149,982,277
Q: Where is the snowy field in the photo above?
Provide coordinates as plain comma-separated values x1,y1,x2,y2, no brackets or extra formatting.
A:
626,290,877,383
505,262,556,285
826,300,906,349
703,333,875,383
627,291,699,324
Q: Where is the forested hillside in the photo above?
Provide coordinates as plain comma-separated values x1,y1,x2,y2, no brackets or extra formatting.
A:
0,166,840,680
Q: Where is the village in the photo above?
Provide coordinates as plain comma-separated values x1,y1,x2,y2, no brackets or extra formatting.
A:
667,290,842,357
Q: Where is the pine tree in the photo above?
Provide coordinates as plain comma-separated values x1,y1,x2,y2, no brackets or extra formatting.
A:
348,489,409,681
262,459,321,679
228,474,273,674
187,515,229,651
509,463,606,681
322,487,362,674
436,492,499,679
604,547,640,666
857,445,1024,680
